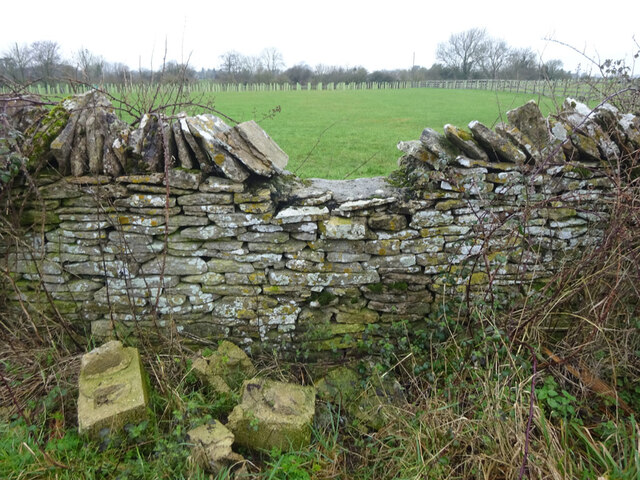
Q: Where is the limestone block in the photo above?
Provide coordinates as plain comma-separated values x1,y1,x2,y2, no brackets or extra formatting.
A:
409,210,454,228
179,225,239,240
363,254,416,269
77,340,149,438
141,256,207,275
164,169,202,190
110,213,166,227
218,120,288,177
192,340,256,394
182,205,235,216
368,213,408,231
400,237,445,253
237,201,274,214
268,270,380,287
454,155,520,171
335,309,379,324
468,120,527,164
238,231,289,243
444,124,489,160
230,253,283,268
207,259,255,273
336,197,396,213
274,206,330,224
65,259,138,277
420,127,459,165
234,188,271,204
185,115,250,182
171,120,195,169
326,251,371,263
247,240,308,253
187,421,246,474
285,249,324,262
212,296,258,319
319,216,367,240
262,302,301,326
316,366,404,431
208,212,273,228
364,239,402,256
199,176,245,193
204,285,261,296
227,378,315,452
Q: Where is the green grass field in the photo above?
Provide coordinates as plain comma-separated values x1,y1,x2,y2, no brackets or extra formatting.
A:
206,89,559,179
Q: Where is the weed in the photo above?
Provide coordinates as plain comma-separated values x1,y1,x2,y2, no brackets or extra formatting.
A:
536,375,579,421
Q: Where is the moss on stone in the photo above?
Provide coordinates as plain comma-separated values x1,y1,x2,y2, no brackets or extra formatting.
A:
389,281,408,291
311,290,336,306
25,104,70,170
227,378,315,452
20,209,61,226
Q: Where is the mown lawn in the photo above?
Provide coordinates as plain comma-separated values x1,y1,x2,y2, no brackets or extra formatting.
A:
207,88,559,179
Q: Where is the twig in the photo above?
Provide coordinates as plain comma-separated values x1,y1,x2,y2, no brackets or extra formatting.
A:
1,371,31,424
342,152,378,179
293,122,336,175
517,341,538,480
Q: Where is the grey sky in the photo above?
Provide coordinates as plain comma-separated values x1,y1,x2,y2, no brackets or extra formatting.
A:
2,0,638,74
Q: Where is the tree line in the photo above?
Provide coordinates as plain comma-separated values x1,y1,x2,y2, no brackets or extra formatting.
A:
0,29,574,88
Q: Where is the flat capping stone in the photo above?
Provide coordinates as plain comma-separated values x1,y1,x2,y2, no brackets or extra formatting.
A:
306,177,401,203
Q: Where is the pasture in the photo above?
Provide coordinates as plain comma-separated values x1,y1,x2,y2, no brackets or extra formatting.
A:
207,88,559,178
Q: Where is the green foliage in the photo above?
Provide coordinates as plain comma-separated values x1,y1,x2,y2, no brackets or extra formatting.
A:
389,281,408,291
571,417,640,480
263,450,313,480
309,290,336,306
0,121,25,185
365,282,384,293
536,375,579,420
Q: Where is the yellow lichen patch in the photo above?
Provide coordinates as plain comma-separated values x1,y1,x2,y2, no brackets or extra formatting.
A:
214,154,225,165
118,216,131,225
333,216,354,225
236,308,255,319
436,199,466,211
468,272,490,285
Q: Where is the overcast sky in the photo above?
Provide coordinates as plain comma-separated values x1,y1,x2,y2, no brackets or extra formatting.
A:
2,0,638,74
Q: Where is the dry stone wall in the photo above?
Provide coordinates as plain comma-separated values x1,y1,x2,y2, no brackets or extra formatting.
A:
2,91,639,356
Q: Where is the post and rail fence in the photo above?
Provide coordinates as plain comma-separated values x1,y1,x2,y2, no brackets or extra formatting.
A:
1,78,624,103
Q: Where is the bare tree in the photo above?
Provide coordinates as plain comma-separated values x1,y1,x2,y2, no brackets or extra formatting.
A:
260,47,284,74
436,28,488,78
31,41,61,86
243,55,264,76
103,62,131,83
218,50,244,81
481,37,510,79
2,42,32,83
75,47,104,84
506,47,539,80
540,59,568,80
162,60,196,84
